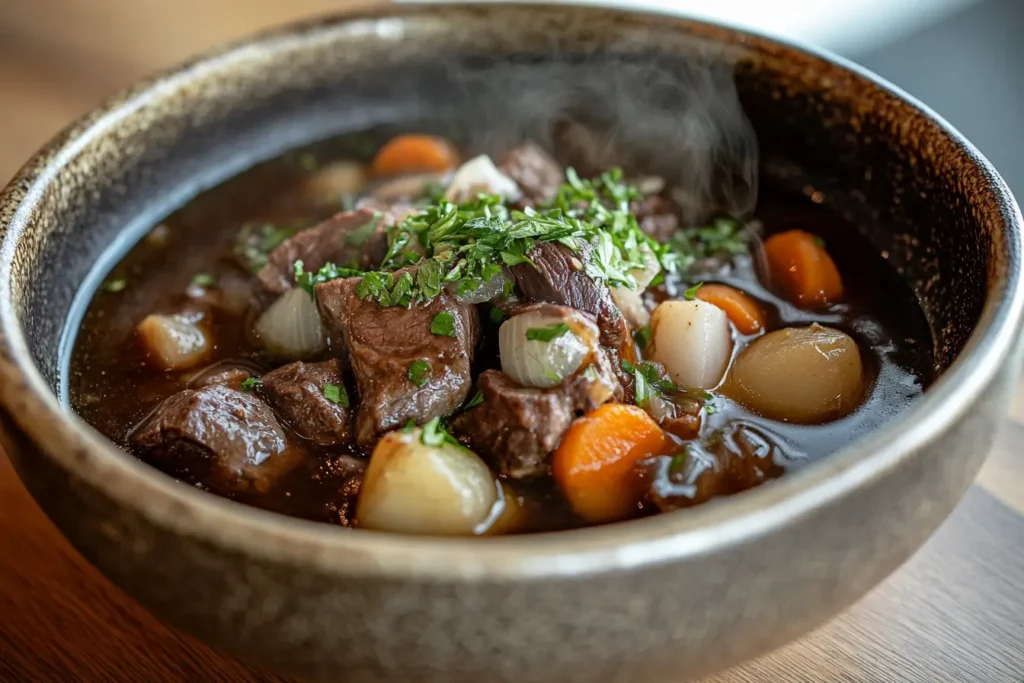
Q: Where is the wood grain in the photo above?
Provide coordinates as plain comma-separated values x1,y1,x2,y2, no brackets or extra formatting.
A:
1,3,1024,681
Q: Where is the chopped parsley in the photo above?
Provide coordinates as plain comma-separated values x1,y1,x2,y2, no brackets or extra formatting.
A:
343,214,381,247
235,223,294,272
621,359,712,409
465,388,485,409
240,377,263,392
668,216,748,272
103,278,127,293
407,359,431,387
813,235,826,248
489,307,506,324
402,418,417,433
421,416,461,448
633,324,652,349
430,310,457,337
683,282,704,301
526,322,571,342
190,273,216,288
322,383,349,407
294,260,364,295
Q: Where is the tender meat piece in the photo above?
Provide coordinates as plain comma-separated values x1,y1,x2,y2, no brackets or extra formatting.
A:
315,275,480,447
642,423,787,511
354,196,421,228
185,359,261,391
510,242,629,349
632,195,679,243
258,209,383,293
498,141,564,207
261,359,353,448
130,384,299,495
451,359,619,479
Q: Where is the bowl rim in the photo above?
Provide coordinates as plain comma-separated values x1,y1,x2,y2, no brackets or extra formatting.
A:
1,2,1022,581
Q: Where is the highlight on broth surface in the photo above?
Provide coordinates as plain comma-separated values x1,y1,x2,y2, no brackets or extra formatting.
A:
69,131,933,536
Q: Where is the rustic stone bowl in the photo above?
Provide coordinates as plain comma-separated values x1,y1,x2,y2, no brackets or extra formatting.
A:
1,4,1022,682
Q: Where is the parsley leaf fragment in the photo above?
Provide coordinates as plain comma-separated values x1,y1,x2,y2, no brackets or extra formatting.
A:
407,359,431,387
103,278,127,293
683,282,704,301
465,389,484,409
421,416,461,448
240,377,263,392
191,273,216,288
322,383,349,408
430,310,457,337
526,322,571,342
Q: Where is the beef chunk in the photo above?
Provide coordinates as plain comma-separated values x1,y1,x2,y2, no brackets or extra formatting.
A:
315,275,480,447
258,209,383,293
354,196,421,228
262,359,353,448
632,195,679,243
643,423,786,511
498,141,564,207
510,242,629,350
185,360,260,391
451,359,619,479
130,384,299,495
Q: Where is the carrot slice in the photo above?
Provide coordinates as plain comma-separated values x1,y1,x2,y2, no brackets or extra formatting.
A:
370,134,459,177
552,404,673,524
695,284,766,335
763,230,843,308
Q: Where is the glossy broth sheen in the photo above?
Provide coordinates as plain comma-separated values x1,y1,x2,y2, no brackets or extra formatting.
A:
67,131,932,532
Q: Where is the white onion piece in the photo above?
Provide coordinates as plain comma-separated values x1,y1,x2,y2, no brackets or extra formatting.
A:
631,244,661,290
723,324,864,424
444,154,522,203
648,300,733,389
303,160,368,201
499,309,596,388
137,312,210,371
447,270,511,304
356,428,500,536
254,288,326,360
610,286,650,329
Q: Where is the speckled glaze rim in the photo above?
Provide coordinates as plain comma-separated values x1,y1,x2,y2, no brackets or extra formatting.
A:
1,3,1021,581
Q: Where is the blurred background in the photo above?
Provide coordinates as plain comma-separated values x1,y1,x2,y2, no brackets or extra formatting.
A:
2,0,1022,196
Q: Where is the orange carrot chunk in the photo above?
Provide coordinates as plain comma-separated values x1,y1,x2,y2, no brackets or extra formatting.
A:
695,284,766,335
370,134,459,178
763,230,843,308
552,404,673,524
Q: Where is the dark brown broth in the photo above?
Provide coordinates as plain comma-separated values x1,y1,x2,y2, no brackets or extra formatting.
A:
67,136,933,532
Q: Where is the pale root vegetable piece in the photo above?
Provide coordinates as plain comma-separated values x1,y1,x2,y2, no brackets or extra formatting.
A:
302,160,368,200
356,428,499,536
648,299,733,389
553,404,673,524
444,154,522,203
723,324,864,424
695,284,766,335
610,286,651,329
763,229,843,308
254,288,327,361
371,134,459,178
137,313,210,371
499,308,598,389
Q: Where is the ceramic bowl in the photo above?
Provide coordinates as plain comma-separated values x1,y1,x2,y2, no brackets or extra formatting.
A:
1,4,1022,682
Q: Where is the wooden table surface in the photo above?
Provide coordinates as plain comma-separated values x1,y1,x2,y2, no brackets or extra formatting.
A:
2,2,1024,681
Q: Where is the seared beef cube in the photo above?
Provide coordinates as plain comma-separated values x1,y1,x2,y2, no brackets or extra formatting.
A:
510,242,629,350
498,141,563,207
262,359,353,448
632,195,679,243
130,384,298,495
185,360,260,391
316,275,480,447
258,209,383,293
643,423,785,511
451,360,619,479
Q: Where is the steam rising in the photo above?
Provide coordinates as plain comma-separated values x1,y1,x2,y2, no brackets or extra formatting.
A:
430,51,759,225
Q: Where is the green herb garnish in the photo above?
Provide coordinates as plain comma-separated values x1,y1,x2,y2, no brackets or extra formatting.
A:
240,377,263,392
526,322,571,342
465,389,485,409
402,419,417,433
343,214,381,247
294,260,365,296
489,307,506,324
407,359,431,387
430,310,457,338
421,416,461,448
191,273,216,288
103,278,127,293
633,324,651,349
236,223,295,272
668,216,748,272
323,383,349,407
621,359,684,407
683,282,704,301
298,153,318,171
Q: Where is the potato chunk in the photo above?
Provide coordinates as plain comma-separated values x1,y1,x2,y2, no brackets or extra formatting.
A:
723,324,864,424
137,312,210,371
648,299,733,389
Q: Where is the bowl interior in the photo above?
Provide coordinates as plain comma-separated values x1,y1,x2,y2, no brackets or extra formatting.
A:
0,4,1016,538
